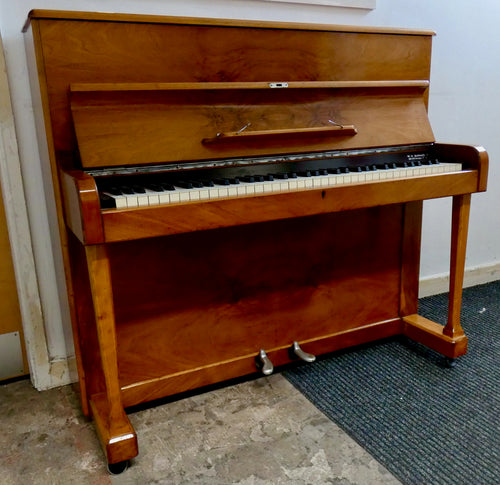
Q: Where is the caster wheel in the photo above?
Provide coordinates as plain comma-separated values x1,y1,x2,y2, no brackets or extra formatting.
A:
107,460,130,475
444,357,457,368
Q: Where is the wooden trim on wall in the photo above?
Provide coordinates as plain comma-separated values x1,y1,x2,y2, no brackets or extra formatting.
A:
0,33,48,387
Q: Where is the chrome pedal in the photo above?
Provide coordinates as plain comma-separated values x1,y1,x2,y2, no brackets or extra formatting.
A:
290,341,316,363
256,349,274,376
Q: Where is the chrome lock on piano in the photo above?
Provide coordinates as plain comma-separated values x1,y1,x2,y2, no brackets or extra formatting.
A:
24,10,487,471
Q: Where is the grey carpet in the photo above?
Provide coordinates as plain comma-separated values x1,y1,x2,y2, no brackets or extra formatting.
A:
284,281,500,485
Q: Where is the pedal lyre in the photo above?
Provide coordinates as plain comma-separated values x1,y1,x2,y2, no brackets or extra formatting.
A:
290,341,316,363
256,349,274,376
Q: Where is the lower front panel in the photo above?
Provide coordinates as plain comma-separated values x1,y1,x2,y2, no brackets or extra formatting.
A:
108,205,406,406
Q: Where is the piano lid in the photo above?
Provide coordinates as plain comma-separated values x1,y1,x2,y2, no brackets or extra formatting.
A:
70,81,434,168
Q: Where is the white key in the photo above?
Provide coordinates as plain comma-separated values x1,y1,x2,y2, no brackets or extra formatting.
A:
103,192,128,209
253,183,264,194
102,161,463,209
199,189,210,200
125,194,139,207
158,192,171,204
304,177,313,189
208,187,220,199
245,184,256,195
137,194,150,206
169,192,180,203
145,189,160,206
319,175,330,187
189,190,200,201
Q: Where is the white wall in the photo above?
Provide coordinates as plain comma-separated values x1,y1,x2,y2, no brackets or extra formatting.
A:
0,0,498,388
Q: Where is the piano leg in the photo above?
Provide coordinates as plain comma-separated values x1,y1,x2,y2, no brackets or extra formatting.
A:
444,193,471,339
402,194,470,360
85,244,138,468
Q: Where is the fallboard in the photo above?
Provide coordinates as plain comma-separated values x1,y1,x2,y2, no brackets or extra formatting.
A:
70,82,434,168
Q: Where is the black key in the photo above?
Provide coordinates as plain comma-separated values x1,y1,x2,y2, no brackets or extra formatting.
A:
160,183,176,191
188,180,204,188
120,185,135,194
176,180,194,189
254,175,265,182
287,172,297,178
298,171,312,177
327,168,341,174
106,186,122,196
214,178,230,186
132,185,146,194
144,183,164,192
265,174,274,181
318,169,328,176
229,178,240,185
202,180,215,187
310,170,320,177
274,173,288,179
240,176,255,183
100,193,115,209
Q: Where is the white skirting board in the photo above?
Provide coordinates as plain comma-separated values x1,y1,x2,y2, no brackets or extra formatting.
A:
419,261,500,298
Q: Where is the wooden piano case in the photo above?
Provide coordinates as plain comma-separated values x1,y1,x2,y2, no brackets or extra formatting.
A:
24,10,487,469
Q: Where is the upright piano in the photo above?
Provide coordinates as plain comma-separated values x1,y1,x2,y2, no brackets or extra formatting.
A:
24,10,488,471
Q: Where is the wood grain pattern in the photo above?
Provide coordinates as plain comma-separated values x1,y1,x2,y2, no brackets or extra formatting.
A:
202,125,358,145
35,18,432,154
71,86,432,167
110,207,402,387
434,143,488,192
121,318,403,408
85,244,138,463
61,170,104,244
444,194,471,338
90,393,138,464
402,314,468,358
399,201,423,316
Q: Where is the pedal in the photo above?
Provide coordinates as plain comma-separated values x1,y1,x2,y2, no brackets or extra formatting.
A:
255,349,274,376
290,341,316,363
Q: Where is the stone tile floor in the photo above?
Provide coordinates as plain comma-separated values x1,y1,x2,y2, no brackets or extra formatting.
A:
0,374,400,484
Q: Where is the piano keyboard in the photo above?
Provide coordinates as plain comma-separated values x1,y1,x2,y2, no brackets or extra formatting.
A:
100,161,463,209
